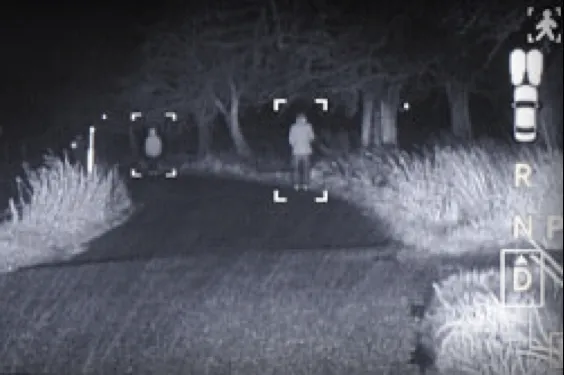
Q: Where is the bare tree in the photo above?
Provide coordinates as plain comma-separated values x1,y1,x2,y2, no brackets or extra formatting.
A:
119,1,481,157
119,3,333,157
430,3,529,139
194,10,260,156
195,4,380,155
115,8,254,157
188,3,342,156
310,13,434,148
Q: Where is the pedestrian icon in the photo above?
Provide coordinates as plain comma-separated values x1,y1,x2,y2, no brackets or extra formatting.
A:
528,7,562,44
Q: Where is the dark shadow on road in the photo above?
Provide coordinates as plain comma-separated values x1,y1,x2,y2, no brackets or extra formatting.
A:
50,174,394,266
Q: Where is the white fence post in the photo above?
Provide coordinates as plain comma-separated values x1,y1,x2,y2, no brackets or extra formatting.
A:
87,126,96,174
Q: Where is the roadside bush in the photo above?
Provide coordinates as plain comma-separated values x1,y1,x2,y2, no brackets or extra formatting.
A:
420,267,562,374
373,143,563,259
0,154,133,272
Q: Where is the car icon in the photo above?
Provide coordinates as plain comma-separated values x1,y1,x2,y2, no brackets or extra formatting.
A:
513,84,540,143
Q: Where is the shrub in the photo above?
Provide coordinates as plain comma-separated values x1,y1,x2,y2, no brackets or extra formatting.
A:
310,149,389,205
420,267,562,374
0,154,133,272
372,143,563,258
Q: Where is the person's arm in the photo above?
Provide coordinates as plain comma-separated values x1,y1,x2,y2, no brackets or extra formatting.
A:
288,126,296,146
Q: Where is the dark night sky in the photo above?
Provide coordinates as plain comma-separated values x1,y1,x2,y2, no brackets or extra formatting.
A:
0,2,171,138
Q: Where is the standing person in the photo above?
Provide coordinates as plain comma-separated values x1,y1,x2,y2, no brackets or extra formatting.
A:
144,127,163,173
288,113,315,190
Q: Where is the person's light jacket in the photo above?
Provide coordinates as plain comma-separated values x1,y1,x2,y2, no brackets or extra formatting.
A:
289,121,315,156
145,128,163,158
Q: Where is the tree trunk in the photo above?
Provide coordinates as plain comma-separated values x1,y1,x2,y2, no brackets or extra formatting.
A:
191,100,217,158
445,81,472,139
216,103,249,157
226,98,251,157
197,121,212,157
380,83,401,145
213,82,252,157
361,91,374,148
372,106,382,146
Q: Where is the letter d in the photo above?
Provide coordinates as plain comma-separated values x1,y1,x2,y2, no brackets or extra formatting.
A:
513,267,532,291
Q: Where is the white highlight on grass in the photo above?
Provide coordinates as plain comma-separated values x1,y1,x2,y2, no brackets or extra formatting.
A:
314,98,329,112
165,168,177,178
130,112,142,121
86,126,96,175
273,189,287,203
314,190,329,203
165,111,177,121
273,98,287,112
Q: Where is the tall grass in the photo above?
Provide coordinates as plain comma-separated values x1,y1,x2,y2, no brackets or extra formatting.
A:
0,154,132,272
372,143,563,258
420,267,562,374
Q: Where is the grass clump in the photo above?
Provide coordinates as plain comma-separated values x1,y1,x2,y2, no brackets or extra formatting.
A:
0,154,133,272
310,147,398,202
372,143,563,259
420,267,562,374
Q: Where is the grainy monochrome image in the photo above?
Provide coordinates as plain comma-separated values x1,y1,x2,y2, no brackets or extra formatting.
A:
0,1,563,374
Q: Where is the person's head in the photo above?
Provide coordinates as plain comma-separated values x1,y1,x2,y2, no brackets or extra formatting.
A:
296,113,308,125
148,127,157,136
